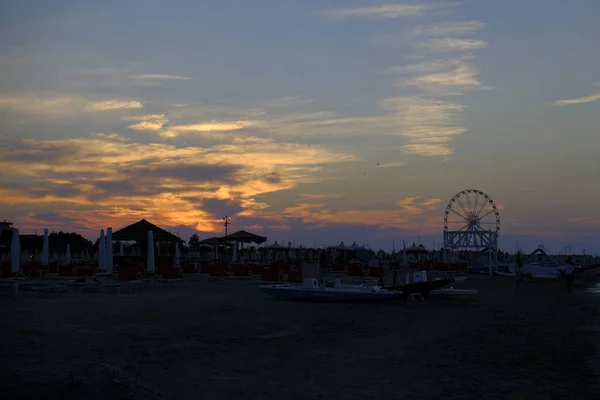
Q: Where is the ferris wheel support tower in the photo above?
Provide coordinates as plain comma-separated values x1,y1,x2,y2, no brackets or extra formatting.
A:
443,189,500,275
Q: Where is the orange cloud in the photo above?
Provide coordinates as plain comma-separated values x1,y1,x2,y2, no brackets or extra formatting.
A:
0,133,357,235
244,196,445,233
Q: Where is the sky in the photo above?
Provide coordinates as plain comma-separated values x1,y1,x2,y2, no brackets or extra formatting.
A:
1,0,599,254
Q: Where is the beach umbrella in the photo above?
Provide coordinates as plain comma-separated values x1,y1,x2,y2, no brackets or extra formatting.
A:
402,240,407,266
106,227,113,274
66,244,71,264
11,228,20,273
174,242,181,265
42,229,49,266
98,229,106,270
147,230,155,273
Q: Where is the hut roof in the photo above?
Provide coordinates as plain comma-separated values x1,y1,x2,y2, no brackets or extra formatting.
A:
112,219,183,243
222,230,267,244
263,240,286,249
406,242,428,253
198,236,226,246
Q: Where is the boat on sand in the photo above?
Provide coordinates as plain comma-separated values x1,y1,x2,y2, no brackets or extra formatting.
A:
259,278,401,302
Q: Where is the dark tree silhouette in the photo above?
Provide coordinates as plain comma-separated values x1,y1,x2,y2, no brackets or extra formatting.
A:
188,234,200,249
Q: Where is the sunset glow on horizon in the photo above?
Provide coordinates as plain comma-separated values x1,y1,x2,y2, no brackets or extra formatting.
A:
1,1,599,253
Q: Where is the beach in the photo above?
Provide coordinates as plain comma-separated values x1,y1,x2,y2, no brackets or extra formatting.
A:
1,272,599,399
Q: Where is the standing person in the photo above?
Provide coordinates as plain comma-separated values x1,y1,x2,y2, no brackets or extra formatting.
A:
563,257,575,292
515,251,524,292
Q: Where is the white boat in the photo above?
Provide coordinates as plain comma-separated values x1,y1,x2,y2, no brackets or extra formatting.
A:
259,278,401,302
522,246,562,279
493,264,516,277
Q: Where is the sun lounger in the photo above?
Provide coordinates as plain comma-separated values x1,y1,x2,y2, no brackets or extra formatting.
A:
65,280,101,294
25,284,66,298
103,280,143,294
156,278,184,288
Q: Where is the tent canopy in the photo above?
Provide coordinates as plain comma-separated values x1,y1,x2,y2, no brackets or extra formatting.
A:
406,242,428,253
328,242,354,251
198,236,227,246
112,219,184,243
264,240,286,249
222,230,267,244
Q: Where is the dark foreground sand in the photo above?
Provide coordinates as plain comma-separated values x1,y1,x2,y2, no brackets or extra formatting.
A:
1,272,599,400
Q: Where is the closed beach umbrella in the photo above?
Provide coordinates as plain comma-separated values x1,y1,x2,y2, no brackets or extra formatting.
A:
42,228,49,266
106,227,113,274
98,229,106,270
147,231,155,273
174,242,181,265
11,228,20,273
66,244,71,264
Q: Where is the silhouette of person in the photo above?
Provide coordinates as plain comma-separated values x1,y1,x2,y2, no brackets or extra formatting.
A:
563,257,575,293
515,251,524,292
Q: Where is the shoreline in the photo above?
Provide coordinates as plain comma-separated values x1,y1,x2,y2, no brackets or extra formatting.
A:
0,272,599,399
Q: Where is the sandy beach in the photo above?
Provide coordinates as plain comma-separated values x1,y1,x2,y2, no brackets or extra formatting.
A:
1,272,599,400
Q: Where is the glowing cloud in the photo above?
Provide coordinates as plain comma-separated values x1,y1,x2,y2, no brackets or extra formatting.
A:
0,133,357,234
397,59,484,93
322,4,457,19
377,161,406,168
413,21,487,36
553,93,600,106
383,96,467,156
123,114,169,131
419,38,488,52
86,100,144,111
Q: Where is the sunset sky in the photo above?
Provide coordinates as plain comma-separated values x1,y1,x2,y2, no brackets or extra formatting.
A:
1,1,599,253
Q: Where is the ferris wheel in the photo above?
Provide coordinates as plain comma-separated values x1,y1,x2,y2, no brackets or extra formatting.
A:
443,189,500,250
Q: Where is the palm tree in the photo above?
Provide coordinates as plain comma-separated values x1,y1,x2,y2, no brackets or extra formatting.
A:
188,234,200,249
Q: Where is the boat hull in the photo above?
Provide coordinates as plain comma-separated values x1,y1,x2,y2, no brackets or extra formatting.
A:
259,285,401,303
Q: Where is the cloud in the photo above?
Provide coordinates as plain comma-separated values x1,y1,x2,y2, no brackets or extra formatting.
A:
0,93,87,117
248,195,444,232
131,74,191,80
0,92,145,117
322,4,458,19
161,121,259,138
0,133,357,235
86,100,144,111
123,114,169,131
72,68,191,87
413,21,487,36
419,38,488,52
377,161,406,168
382,96,467,156
553,92,600,106
396,59,485,93
169,121,257,133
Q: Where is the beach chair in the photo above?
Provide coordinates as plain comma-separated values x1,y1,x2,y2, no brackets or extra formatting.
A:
101,266,144,293
231,263,252,279
367,266,385,278
156,266,184,287
64,277,101,294
208,263,230,278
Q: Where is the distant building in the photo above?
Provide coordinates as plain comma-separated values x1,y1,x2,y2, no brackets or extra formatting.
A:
0,220,13,231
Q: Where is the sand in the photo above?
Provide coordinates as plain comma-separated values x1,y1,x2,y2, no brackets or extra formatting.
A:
1,272,599,399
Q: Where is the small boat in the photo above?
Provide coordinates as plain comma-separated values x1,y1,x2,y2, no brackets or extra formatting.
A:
259,278,401,303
